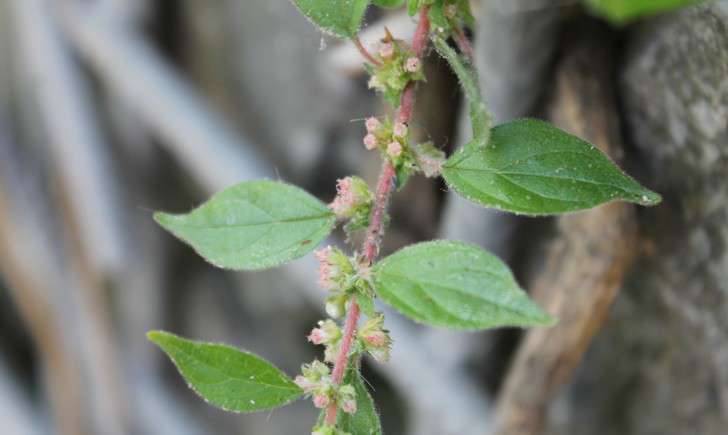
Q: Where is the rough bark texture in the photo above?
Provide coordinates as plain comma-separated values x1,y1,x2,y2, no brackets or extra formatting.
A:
546,4,728,435
492,24,638,435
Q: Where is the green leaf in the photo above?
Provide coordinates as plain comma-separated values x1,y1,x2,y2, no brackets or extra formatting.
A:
147,331,303,413
292,0,370,38
338,365,382,435
431,34,491,151
372,241,555,330
373,0,405,7
457,0,476,29
584,0,705,23
428,1,450,32
407,0,424,15
442,119,662,215
154,180,335,270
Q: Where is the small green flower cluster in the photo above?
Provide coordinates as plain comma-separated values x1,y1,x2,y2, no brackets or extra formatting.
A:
295,360,357,419
366,33,425,107
329,176,374,235
364,116,446,185
298,244,392,427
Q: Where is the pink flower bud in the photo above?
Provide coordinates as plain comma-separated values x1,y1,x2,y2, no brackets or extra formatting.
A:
358,315,392,363
308,328,327,345
393,122,408,138
379,42,394,59
315,247,339,290
405,57,421,73
387,141,403,158
363,134,378,150
363,331,388,347
342,398,357,414
313,394,330,409
329,176,373,220
365,117,381,133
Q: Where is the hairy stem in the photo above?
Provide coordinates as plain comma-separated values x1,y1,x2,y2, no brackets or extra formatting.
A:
324,6,432,427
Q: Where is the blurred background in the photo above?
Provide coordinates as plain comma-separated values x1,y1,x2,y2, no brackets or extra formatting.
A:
1,1,727,434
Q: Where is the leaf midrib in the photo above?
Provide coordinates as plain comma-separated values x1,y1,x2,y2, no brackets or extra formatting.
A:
166,343,299,393
378,270,542,321
168,213,334,230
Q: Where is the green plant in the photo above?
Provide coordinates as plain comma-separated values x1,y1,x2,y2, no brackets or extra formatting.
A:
148,1,661,434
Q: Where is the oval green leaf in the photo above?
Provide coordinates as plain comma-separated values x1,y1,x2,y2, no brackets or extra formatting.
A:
338,365,382,435
442,119,662,216
154,180,335,270
372,241,555,330
292,0,370,38
584,0,704,23
147,331,303,413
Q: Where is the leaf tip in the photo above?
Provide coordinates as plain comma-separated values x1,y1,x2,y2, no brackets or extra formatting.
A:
637,189,662,206
152,211,174,228
146,330,168,345
539,314,558,327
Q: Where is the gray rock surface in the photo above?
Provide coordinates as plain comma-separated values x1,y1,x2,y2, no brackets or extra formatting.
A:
548,4,728,434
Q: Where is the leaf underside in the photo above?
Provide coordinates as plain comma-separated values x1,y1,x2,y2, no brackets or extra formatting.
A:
373,240,555,330
154,180,335,271
148,331,303,413
443,119,662,216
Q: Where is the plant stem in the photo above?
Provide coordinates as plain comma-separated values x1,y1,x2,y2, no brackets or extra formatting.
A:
324,6,431,427
453,26,474,61
353,36,382,67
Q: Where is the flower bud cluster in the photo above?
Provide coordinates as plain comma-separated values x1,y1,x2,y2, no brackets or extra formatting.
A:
366,36,425,106
363,116,446,184
363,117,410,157
329,176,373,236
308,319,344,363
295,360,334,409
357,314,392,363
315,246,362,321
315,246,355,293
296,360,358,432
329,176,373,220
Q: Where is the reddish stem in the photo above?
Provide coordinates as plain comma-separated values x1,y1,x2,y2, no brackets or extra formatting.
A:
363,162,397,262
453,26,474,61
324,6,431,427
353,36,382,67
324,300,360,424
412,6,432,57
396,6,430,124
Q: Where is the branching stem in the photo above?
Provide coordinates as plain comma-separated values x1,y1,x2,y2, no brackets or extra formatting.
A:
353,36,382,67
324,6,432,427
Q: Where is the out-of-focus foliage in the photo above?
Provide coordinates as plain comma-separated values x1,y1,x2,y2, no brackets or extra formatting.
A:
584,0,706,23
